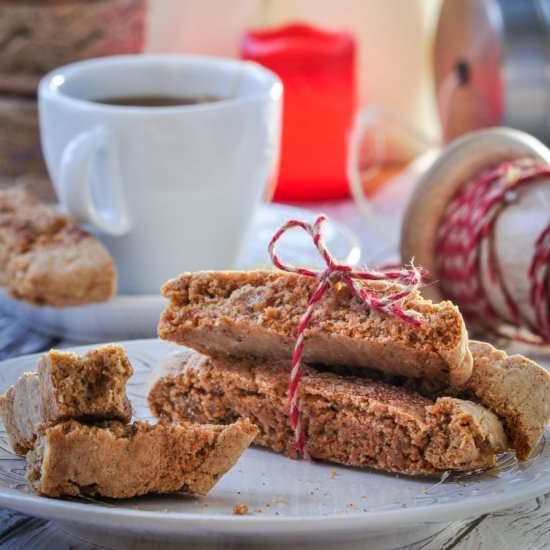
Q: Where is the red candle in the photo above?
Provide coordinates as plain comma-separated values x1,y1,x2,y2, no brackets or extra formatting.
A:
242,23,356,202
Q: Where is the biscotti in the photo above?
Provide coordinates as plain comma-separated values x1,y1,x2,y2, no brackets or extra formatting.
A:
299,341,550,461
0,345,133,454
0,372,42,455
464,341,550,460
26,418,257,498
148,351,508,475
390,341,550,461
0,187,116,306
158,270,473,387
38,345,133,425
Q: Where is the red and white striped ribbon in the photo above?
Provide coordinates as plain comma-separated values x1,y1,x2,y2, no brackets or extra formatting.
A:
435,158,550,343
268,214,423,457
529,225,550,339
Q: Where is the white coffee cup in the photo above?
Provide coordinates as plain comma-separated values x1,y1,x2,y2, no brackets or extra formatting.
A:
38,54,282,295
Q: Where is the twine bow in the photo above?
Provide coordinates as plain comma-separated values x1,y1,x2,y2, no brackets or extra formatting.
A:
268,214,424,457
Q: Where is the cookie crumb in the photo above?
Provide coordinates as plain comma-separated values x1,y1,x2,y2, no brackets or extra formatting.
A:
233,503,249,515
330,469,339,479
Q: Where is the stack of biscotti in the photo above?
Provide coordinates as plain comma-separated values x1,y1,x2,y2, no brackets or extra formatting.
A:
0,188,117,306
150,270,550,476
0,344,256,498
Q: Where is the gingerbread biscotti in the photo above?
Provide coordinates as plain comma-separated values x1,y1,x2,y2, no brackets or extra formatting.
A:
38,345,133,425
0,345,133,455
391,341,550,461
0,187,116,306
293,340,550,461
158,271,473,388
148,351,508,475
26,418,258,498
463,341,550,460
0,372,42,455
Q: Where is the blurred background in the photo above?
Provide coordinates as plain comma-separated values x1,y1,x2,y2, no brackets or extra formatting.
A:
1,0,442,199
147,0,442,162
5,0,550,202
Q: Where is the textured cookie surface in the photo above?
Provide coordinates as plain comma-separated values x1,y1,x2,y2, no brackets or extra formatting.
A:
464,341,550,460
38,345,133,425
149,351,508,475
27,418,257,498
159,270,473,387
0,372,42,455
0,187,116,306
1,345,133,455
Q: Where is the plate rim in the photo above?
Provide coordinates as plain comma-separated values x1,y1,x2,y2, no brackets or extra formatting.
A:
1,339,549,535
1,478,549,535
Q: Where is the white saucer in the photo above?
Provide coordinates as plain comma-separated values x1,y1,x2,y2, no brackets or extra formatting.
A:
0,204,360,343
1,339,549,544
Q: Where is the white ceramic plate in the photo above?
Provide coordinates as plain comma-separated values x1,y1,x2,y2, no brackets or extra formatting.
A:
0,203,360,343
1,339,549,542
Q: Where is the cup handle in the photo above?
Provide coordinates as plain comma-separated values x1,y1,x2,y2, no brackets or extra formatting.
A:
59,126,131,236
347,106,395,242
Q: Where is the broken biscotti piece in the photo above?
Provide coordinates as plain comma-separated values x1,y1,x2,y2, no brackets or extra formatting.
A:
463,341,550,460
0,372,42,455
398,341,550,460
0,345,133,455
38,345,133,425
0,187,116,306
26,418,258,498
159,271,473,388
148,351,508,475
303,340,550,461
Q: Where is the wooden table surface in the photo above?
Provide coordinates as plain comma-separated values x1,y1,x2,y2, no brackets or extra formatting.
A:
0,196,548,549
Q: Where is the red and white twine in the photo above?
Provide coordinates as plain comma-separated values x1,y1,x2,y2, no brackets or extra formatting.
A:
268,214,423,457
435,158,550,343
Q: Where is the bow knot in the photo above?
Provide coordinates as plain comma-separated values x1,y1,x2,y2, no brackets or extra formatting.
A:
268,214,424,456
